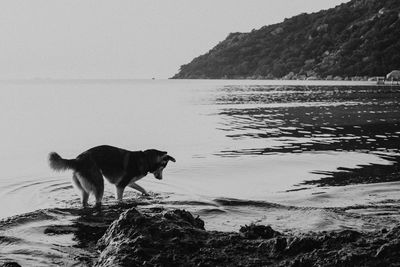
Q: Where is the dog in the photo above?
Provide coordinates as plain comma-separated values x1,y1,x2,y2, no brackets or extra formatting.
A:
48,145,176,208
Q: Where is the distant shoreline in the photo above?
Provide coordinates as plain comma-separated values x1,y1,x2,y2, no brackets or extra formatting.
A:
1,78,398,87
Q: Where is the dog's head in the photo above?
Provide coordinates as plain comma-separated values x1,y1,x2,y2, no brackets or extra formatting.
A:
144,149,176,180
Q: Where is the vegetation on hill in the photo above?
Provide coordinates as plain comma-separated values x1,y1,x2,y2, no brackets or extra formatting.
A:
173,0,400,79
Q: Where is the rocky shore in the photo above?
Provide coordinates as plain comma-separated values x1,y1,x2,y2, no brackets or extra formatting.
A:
1,203,400,267
94,208,400,267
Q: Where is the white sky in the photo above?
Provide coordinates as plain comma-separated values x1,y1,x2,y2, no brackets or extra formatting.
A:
0,0,349,79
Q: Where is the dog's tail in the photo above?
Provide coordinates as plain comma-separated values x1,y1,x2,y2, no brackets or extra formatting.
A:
48,152,77,172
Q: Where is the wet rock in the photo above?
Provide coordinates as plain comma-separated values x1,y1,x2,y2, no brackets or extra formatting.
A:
287,256,314,267
322,229,361,249
375,239,400,258
285,236,322,254
0,263,21,267
257,236,287,257
163,209,205,230
335,229,361,242
96,208,209,266
95,208,287,266
239,224,281,239
384,225,400,239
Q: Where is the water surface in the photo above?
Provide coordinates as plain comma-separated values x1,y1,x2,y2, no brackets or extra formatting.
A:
1,79,400,265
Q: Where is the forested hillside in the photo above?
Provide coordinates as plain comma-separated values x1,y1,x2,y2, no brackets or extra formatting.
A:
173,0,400,79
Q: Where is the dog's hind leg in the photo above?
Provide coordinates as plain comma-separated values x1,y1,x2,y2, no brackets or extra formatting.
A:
73,163,104,208
73,172,90,207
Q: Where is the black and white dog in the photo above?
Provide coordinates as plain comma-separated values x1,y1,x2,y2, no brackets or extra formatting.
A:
49,145,175,208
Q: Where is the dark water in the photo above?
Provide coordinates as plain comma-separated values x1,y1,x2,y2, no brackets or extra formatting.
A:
1,80,400,266
216,85,400,156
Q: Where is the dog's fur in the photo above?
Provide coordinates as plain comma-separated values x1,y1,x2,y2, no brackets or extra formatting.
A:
48,145,175,208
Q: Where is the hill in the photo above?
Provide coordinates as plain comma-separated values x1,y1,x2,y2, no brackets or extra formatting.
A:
172,0,400,80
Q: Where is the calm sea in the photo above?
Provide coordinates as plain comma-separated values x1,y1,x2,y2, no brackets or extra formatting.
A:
1,79,400,232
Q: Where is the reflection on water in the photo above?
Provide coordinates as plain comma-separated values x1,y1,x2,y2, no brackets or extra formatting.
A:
304,155,400,187
216,85,400,157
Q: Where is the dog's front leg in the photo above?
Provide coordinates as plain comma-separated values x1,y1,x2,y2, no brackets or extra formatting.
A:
129,182,149,196
115,186,125,201
81,191,89,207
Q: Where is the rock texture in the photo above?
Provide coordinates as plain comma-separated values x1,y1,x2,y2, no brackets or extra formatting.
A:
95,207,400,266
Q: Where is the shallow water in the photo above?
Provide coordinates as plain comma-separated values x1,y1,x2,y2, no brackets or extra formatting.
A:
1,79,400,265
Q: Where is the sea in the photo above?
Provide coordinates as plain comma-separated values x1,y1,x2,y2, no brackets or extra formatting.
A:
1,79,400,265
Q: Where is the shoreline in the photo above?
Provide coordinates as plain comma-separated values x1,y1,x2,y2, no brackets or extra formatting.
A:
1,77,399,86
1,202,400,266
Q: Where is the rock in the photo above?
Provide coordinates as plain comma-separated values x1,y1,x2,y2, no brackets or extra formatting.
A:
163,209,205,230
331,229,361,243
288,256,313,267
285,236,322,255
89,208,400,266
95,208,285,266
239,224,281,239
384,226,400,239
257,236,287,256
375,239,400,258
0,263,21,267
96,208,209,266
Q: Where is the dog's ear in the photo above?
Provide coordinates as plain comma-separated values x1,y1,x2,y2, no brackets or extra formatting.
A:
165,155,176,162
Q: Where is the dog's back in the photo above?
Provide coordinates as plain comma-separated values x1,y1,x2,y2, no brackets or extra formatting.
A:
80,145,147,183
80,145,126,179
